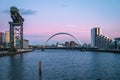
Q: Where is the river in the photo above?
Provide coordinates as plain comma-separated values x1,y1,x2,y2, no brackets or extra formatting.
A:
0,50,120,80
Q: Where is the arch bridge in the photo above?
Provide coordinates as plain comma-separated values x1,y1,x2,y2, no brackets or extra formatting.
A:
43,32,82,47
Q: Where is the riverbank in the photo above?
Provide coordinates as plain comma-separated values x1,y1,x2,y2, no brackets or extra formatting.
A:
0,49,33,57
86,49,120,53
40,47,120,53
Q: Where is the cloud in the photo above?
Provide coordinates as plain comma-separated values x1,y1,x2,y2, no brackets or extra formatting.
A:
2,8,36,15
2,10,10,14
19,9,36,15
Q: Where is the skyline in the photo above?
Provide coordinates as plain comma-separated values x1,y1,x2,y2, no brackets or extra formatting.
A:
0,0,120,45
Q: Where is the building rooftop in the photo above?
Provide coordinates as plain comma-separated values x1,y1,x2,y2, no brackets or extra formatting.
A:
115,38,120,40
23,39,29,42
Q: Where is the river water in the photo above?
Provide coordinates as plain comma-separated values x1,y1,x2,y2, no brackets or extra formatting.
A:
0,50,120,80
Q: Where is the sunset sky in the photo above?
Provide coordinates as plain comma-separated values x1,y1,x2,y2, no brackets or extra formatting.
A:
0,0,120,45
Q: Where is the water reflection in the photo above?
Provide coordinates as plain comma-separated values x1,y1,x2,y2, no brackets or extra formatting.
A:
8,54,23,80
0,50,120,80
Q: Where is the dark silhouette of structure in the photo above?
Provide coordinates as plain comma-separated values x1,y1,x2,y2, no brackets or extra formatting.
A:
9,7,24,50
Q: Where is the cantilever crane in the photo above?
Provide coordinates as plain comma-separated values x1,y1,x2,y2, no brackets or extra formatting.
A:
10,7,24,23
9,6,24,50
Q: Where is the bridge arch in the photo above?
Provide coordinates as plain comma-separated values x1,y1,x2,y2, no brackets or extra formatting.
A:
43,32,82,47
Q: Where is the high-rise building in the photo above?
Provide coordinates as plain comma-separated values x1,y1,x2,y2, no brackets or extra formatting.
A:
0,32,6,48
91,27,101,47
91,27,114,49
5,31,10,48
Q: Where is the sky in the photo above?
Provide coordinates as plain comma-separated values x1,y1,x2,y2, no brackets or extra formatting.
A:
0,0,120,45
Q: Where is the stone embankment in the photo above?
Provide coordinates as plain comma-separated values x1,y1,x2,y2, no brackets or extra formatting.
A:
0,49,33,57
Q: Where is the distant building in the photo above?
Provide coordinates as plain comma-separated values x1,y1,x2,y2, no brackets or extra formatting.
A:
65,41,70,47
91,27,113,49
0,32,6,48
13,38,29,49
70,41,78,47
114,38,120,49
96,35,114,49
56,42,64,47
23,39,29,49
82,43,91,47
15,37,20,48
5,31,21,48
91,27,101,47
64,41,78,47
5,31,10,48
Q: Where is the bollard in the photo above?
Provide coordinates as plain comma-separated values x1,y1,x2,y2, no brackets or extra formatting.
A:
39,61,42,80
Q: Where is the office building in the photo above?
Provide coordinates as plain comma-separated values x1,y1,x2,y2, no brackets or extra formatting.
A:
91,27,113,49
23,39,29,49
114,38,120,49
65,41,70,47
91,27,101,47
5,31,10,48
70,41,78,47
0,32,6,48
96,35,114,49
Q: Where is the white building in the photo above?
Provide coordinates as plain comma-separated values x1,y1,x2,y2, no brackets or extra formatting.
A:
5,31,10,48
23,39,29,49
91,27,113,49
91,27,101,47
